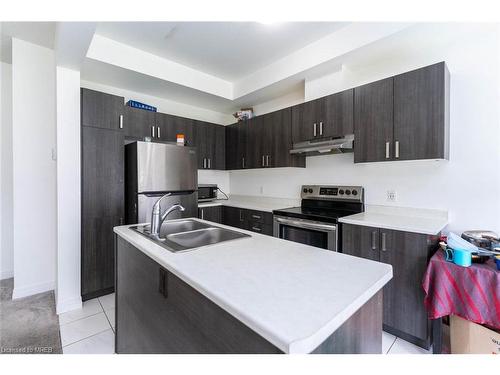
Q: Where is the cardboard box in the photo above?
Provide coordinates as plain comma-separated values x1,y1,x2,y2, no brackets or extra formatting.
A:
450,315,500,354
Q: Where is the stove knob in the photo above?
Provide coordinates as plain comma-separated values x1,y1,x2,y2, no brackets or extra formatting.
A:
303,188,308,193
308,188,313,193
339,189,344,195
352,190,358,196
345,190,351,195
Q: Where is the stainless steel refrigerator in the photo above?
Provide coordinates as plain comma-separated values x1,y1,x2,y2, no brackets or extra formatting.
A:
125,141,198,224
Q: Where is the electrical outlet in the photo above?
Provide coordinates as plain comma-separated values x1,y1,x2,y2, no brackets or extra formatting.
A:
386,190,397,202
259,186,264,195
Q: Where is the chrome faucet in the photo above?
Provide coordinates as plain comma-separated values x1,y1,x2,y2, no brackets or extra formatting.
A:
150,193,185,237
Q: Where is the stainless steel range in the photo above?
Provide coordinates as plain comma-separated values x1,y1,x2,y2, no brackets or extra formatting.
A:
273,185,365,251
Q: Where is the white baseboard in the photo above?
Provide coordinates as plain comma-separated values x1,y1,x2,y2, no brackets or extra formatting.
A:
56,296,83,315
12,280,55,300
1,269,14,280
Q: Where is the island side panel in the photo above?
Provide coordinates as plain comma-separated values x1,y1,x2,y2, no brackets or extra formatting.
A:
115,236,282,354
116,234,384,354
311,290,383,354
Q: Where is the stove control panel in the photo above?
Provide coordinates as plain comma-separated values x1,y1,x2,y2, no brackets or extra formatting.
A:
301,185,364,202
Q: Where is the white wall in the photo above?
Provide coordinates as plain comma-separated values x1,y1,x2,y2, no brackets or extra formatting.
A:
252,88,304,116
55,66,82,313
11,39,57,298
230,23,500,234
1,61,13,280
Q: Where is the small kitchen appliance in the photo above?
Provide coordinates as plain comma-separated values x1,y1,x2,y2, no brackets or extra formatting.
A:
198,184,218,202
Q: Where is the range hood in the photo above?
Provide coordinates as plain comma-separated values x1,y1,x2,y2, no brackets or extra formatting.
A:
290,134,354,156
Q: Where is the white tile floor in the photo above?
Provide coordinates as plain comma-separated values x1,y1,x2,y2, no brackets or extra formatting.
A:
59,293,430,354
59,293,116,354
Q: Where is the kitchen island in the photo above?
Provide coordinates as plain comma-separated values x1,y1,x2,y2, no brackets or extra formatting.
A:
113,219,393,354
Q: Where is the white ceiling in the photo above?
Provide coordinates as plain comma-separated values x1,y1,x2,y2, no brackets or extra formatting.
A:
1,21,412,116
1,22,56,63
95,22,347,81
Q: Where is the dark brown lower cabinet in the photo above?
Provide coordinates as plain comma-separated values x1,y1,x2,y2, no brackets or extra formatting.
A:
198,206,222,223
222,206,273,236
115,236,383,354
222,206,246,228
342,223,439,349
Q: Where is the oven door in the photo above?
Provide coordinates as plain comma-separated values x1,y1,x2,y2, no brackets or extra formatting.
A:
273,215,338,251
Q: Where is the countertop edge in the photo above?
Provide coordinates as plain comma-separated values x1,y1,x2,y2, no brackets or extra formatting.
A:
198,200,281,212
113,222,392,353
288,269,393,353
338,216,447,235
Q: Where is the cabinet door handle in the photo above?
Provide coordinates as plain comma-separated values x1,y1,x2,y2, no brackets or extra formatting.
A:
313,123,317,137
242,157,245,169
385,142,390,159
251,226,261,232
239,210,244,222
381,232,387,251
119,217,124,225
119,115,123,129
200,208,204,220
319,121,323,136
208,158,211,169
251,214,261,219
157,126,161,138
151,126,155,138
266,155,270,167
395,141,400,159
371,231,377,250
262,155,265,167
159,268,168,298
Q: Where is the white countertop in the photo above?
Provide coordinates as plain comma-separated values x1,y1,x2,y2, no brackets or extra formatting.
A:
198,194,299,212
339,205,448,235
114,219,392,353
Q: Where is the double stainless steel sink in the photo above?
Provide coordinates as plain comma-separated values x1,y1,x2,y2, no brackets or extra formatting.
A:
131,219,250,253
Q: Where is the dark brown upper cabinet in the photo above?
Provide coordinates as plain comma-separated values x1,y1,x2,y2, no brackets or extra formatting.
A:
354,77,394,163
354,62,450,163
393,62,450,161
291,89,354,143
291,98,323,143
194,121,226,170
225,123,238,170
226,110,304,170
244,116,263,169
123,105,156,140
268,108,305,168
155,113,194,146
322,89,354,138
225,121,248,170
81,88,124,130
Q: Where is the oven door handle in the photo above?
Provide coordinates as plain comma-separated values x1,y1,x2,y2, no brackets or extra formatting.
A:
275,217,337,231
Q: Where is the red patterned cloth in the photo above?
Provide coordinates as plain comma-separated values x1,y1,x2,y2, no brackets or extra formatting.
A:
422,251,500,330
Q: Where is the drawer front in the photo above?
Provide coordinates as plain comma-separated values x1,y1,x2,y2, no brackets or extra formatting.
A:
247,210,272,225
247,221,273,236
222,206,247,229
